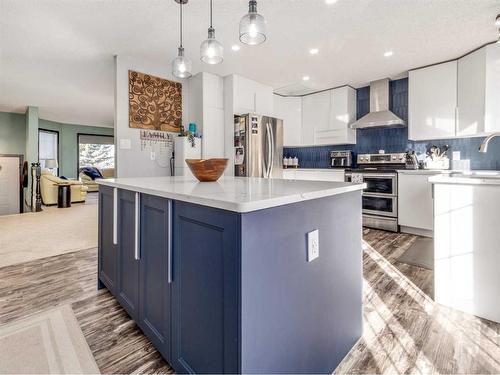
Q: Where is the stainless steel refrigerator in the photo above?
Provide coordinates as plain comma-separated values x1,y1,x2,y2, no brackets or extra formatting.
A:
234,114,283,178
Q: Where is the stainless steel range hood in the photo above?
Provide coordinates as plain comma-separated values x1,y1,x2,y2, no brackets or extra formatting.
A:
350,78,406,129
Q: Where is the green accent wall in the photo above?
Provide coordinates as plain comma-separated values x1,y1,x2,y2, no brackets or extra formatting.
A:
0,111,114,179
38,119,113,178
0,112,26,156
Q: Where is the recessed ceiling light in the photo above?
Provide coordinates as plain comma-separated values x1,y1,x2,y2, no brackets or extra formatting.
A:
231,45,241,51
384,51,394,57
309,48,319,55
302,76,310,81
325,0,338,4
495,14,500,27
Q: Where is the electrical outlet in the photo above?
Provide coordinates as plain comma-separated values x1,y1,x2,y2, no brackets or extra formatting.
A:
307,230,319,262
150,151,156,161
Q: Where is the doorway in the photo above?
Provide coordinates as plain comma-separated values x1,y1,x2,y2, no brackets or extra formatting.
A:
0,155,23,215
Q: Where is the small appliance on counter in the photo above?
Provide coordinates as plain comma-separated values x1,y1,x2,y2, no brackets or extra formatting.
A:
405,151,419,170
330,151,353,168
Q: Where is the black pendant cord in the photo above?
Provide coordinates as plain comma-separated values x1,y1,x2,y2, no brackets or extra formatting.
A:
210,0,213,28
180,1,183,48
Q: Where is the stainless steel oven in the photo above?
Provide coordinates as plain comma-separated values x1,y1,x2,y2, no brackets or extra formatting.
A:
345,153,406,232
362,173,397,196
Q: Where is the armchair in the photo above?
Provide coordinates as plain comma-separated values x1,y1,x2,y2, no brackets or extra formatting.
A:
40,170,88,205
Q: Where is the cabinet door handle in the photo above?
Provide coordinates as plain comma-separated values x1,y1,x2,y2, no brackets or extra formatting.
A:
167,199,173,283
134,192,140,260
113,188,118,245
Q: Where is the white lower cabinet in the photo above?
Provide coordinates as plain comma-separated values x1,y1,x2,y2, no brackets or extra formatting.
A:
398,172,442,236
282,169,345,182
433,182,500,323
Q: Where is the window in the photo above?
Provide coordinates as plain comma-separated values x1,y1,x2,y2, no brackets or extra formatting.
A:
78,134,115,172
38,129,59,175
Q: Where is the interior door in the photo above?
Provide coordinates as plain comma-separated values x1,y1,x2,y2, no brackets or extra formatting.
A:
0,157,20,215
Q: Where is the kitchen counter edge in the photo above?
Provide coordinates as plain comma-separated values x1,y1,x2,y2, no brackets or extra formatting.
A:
96,177,366,213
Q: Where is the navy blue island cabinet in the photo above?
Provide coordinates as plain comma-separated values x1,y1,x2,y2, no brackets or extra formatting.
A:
98,184,363,374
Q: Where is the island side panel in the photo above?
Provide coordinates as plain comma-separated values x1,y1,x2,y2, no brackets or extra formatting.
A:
171,201,241,374
98,184,117,292
240,191,363,374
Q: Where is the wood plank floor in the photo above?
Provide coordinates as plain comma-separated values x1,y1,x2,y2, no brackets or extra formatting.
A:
0,229,498,374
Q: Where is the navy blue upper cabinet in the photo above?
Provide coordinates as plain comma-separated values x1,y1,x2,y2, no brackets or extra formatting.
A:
98,185,117,293
139,194,172,363
172,202,240,374
116,189,140,320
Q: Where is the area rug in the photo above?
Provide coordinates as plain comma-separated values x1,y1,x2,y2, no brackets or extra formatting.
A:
0,203,97,268
0,305,100,374
397,237,434,270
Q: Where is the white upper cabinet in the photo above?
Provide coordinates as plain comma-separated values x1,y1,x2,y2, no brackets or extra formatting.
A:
314,86,356,145
484,44,500,133
254,82,274,115
294,86,357,146
458,44,500,136
273,95,302,147
232,75,273,115
302,90,331,146
409,60,458,141
457,47,486,136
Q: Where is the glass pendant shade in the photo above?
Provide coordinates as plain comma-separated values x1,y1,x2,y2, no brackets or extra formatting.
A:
239,1,266,45
172,47,192,78
201,28,223,64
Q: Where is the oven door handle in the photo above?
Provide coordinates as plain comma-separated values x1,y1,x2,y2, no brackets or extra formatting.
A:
361,173,397,179
362,192,398,198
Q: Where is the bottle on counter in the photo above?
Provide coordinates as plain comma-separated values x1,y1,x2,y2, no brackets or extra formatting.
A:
283,155,289,169
293,156,299,169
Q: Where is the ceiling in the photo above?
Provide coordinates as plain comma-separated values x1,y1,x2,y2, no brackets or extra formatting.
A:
1,0,499,127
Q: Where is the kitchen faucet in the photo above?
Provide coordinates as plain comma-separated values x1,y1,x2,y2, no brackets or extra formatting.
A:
479,133,500,153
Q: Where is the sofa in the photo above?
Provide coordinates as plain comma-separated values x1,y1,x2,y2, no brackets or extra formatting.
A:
40,170,88,205
79,167,115,192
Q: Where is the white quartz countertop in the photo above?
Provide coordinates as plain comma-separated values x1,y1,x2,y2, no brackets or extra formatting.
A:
283,168,345,171
97,176,365,213
429,171,500,186
397,169,453,175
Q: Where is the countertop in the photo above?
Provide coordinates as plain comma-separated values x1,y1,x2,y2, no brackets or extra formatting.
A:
429,171,500,187
283,168,345,171
97,176,365,213
397,169,453,175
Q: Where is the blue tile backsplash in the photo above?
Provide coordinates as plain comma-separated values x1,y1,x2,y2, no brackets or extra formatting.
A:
284,78,500,170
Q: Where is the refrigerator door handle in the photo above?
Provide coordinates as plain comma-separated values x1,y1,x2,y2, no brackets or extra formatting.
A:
269,122,275,177
266,122,272,178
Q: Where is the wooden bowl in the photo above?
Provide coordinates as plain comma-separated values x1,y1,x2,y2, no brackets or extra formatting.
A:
185,159,229,182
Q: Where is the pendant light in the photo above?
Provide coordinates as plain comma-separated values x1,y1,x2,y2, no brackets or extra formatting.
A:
172,0,192,79
239,0,266,45
200,0,223,64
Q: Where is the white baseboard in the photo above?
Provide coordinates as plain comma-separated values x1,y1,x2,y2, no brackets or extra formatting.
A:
400,226,433,238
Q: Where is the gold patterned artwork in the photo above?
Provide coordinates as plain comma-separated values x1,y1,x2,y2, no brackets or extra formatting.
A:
128,70,182,132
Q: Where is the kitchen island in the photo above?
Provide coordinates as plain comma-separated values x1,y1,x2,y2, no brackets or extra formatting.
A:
96,176,365,374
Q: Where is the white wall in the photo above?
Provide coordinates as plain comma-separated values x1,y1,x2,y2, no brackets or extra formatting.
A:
114,55,190,178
